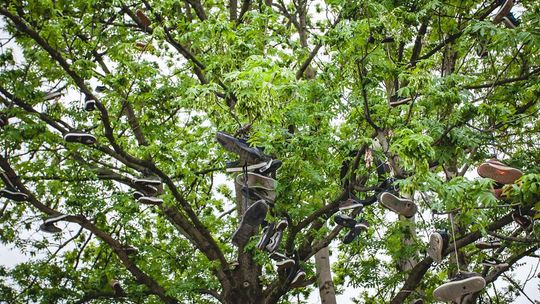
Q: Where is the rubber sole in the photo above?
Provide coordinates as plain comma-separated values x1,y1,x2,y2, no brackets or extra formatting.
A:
427,233,443,264
477,162,522,185
378,192,417,218
433,276,486,301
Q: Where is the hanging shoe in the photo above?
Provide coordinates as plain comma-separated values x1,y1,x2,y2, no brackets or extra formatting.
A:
216,132,272,167
231,200,269,247
433,272,486,302
492,0,514,24
236,172,277,191
120,245,139,255
137,196,163,205
64,132,97,145
109,279,126,297
339,198,364,211
84,95,96,112
0,188,28,202
269,252,295,271
257,222,275,250
135,9,152,27
512,212,532,229
482,258,509,269
412,299,424,304
40,214,70,233
241,186,276,203
427,231,449,264
377,192,417,218
343,220,369,244
266,219,288,252
475,239,502,250
133,176,162,187
287,266,307,289
333,214,357,228
43,91,63,101
477,158,522,185
133,191,145,200
502,12,520,29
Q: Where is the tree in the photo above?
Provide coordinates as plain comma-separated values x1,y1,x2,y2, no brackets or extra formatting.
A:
0,0,539,303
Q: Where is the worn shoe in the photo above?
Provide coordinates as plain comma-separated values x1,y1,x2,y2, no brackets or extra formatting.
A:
433,272,485,302
377,192,417,218
475,239,502,250
477,158,522,185
0,113,7,127
64,132,97,145
0,188,28,202
270,252,295,271
136,9,152,27
482,258,509,269
133,191,144,200
232,200,269,247
427,231,449,264
339,198,364,211
257,222,275,250
512,212,532,229
110,279,126,297
216,132,271,166
236,172,277,191
502,12,520,29
133,176,162,187
266,219,288,252
137,196,163,205
334,214,357,228
40,214,70,234
288,268,307,289
241,186,276,203
492,0,514,24
43,91,63,101
343,220,369,244
84,95,96,112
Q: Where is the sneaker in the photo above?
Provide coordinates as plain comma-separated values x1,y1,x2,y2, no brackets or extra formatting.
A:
482,258,509,268
266,219,288,252
136,9,152,27
40,214,70,233
477,158,522,185
241,186,276,203
133,191,144,200
84,95,96,112
120,245,139,255
334,214,357,228
427,231,449,264
492,0,514,24
139,184,158,197
95,85,108,93
475,239,502,250
133,176,162,187
216,132,271,166
412,299,424,304
433,272,486,302
231,200,269,247
269,252,296,271
64,132,97,145
343,220,369,244
288,268,307,289
377,192,417,218
0,188,28,202
137,196,163,205
512,212,532,229
43,91,63,101
339,198,364,211
235,172,277,191
110,279,126,296
502,12,520,29
257,223,275,250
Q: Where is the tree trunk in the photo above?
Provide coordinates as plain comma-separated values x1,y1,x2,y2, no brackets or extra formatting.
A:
315,247,337,304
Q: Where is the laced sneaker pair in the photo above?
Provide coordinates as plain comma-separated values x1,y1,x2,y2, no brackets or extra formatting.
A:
64,132,97,145
133,176,163,205
427,230,449,264
433,271,486,302
377,192,417,218
257,219,288,252
334,214,369,244
232,200,269,247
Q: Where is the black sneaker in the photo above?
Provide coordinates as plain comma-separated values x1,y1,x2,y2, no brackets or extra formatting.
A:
343,220,369,244
257,222,275,250
288,268,307,289
64,132,97,145
216,132,270,167
482,258,509,269
427,231,449,264
502,12,520,29
512,212,532,229
334,214,357,228
338,198,363,211
110,279,126,297
137,196,163,205
492,0,514,24
0,188,28,202
84,95,96,112
269,252,295,271
95,85,108,93
140,185,158,197
266,219,288,252
40,214,70,234
377,192,417,218
133,176,162,187
231,200,269,247
475,239,502,250
433,272,486,302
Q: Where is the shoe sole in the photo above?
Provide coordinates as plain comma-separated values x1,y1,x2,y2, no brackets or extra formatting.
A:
44,214,70,225
235,173,277,191
477,163,522,185
133,178,162,186
232,200,268,247
427,233,443,263
378,192,417,218
492,0,513,24
226,161,268,172
433,276,486,301
339,202,363,211
64,133,97,145
137,196,163,205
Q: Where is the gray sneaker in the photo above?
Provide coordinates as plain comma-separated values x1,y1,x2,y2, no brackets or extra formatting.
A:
427,231,449,264
377,192,417,218
216,132,270,166
235,172,277,191
40,214,70,234
232,200,269,247
433,272,485,302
